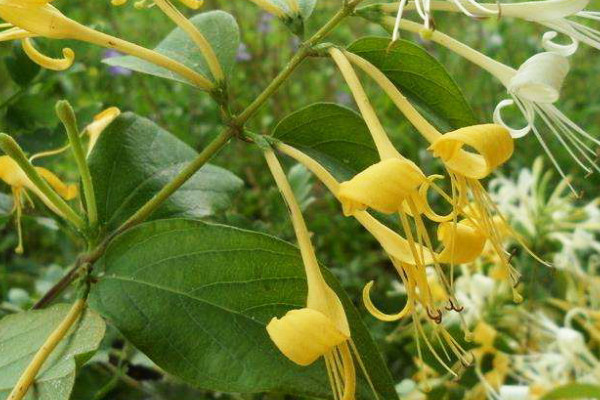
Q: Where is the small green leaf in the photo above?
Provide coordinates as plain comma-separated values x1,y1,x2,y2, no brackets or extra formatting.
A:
88,112,243,231
4,42,40,87
273,102,379,181
541,384,600,399
0,304,106,400
347,37,478,131
90,219,396,399
104,11,239,86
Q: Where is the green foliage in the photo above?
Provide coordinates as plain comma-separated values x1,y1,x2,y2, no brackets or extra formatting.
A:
4,42,40,88
273,102,378,180
104,11,240,85
90,218,396,399
0,304,105,400
88,112,243,232
347,37,478,131
541,384,600,399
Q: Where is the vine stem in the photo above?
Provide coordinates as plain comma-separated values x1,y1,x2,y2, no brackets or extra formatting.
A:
8,299,87,400
32,0,365,308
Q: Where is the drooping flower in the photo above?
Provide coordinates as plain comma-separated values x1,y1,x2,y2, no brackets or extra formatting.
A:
263,149,376,400
0,0,213,89
276,142,478,377
340,49,530,296
0,155,78,253
378,18,600,192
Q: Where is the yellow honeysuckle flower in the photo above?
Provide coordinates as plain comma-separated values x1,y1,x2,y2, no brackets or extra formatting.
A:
338,158,427,216
263,149,378,400
84,107,121,156
0,0,213,89
344,50,537,294
0,155,78,253
276,142,477,381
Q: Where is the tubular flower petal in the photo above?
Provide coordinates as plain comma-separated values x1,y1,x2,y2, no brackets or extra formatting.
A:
338,158,427,216
267,308,348,366
429,124,514,180
0,26,36,41
437,220,487,264
0,2,75,39
85,107,121,155
0,155,78,253
508,53,570,104
21,38,74,71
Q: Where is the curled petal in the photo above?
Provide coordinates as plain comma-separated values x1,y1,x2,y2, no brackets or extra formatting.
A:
542,31,579,57
416,175,455,222
493,99,533,138
508,52,570,103
429,124,514,180
338,158,427,215
437,220,486,264
362,281,412,321
266,308,348,366
22,38,74,71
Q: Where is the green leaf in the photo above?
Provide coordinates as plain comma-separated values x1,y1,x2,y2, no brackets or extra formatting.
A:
90,219,396,399
273,102,379,181
104,11,239,86
347,37,478,131
0,193,13,229
4,42,40,87
541,384,600,399
0,304,106,400
88,112,243,232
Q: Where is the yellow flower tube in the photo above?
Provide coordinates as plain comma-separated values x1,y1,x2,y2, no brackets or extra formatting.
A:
0,0,213,89
263,149,360,400
152,0,224,82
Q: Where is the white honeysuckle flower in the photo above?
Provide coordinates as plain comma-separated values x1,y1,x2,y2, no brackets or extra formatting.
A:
511,312,600,388
392,0,599,55
499,385,530,400
447,273,496,326
391,19,600,192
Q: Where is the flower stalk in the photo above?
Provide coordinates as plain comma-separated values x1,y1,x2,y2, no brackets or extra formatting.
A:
56,101,98,228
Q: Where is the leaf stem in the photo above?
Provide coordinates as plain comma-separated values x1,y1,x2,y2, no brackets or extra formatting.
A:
56,101,98,228
8,298,87,400
0,133,86,230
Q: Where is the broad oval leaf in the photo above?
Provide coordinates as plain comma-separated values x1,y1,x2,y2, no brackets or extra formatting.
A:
541,384,600,400
88,112,243,232
0,304,105,400
273,102,379,180
90,219,396,399
104,11,240,86
347,37,478,131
